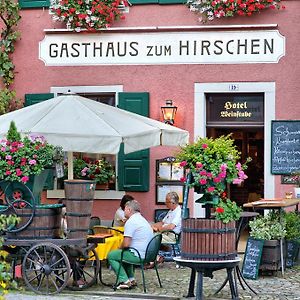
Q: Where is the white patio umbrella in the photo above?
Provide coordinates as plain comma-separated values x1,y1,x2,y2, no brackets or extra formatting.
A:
0,94,189,178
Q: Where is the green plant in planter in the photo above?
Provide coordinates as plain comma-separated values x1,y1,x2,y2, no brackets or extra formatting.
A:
175,135,251,205
283,212,300,241
215,198,242,224
69,157,115,184
249,211,286,240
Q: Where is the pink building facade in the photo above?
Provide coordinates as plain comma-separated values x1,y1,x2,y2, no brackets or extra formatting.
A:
4,0,300,221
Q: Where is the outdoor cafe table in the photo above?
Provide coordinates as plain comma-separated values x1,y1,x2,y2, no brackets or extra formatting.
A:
174,257,241,300
88,227,124,285
243,198,300,275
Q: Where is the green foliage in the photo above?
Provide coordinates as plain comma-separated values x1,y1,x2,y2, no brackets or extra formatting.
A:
0,88,20,115
249,211,286,240
6,121,21,141
283,212,300,240
0,0,21,87
0,214,19,299
214,198,242,224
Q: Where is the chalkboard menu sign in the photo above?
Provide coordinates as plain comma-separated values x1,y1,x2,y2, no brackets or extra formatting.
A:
242,237,264,280
286,240,300,268
271,120,300,174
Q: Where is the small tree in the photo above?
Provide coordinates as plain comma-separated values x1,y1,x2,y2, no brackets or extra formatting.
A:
6,121,21,142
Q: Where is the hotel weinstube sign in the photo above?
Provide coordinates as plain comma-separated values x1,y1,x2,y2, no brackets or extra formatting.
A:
39,29,285,66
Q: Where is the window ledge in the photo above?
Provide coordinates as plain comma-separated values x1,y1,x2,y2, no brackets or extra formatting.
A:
47,189,125,199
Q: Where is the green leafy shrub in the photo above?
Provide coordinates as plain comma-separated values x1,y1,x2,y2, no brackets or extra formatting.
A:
283,212,300,241
249,211,286,240
215,198,242,224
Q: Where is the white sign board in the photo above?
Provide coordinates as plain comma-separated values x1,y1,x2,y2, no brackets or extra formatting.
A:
39,30,285,66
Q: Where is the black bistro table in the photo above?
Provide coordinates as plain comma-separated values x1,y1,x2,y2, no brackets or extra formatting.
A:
173,256,241,300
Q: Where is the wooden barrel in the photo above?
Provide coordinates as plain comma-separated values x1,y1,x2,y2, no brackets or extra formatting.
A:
181,218,236,261
5,204,63,239
64,179,96,239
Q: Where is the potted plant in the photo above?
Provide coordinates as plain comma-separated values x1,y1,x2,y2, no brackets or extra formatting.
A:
176,135,251,207
0,122,60,202
186,0,285,23
283,211,300,267
49,0,128,32
176,135,250,261
249,211,286,271
69,157,115,188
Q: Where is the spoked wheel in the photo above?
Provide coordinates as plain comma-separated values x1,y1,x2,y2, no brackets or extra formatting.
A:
2,199,34,233
2,182,35,233
22,242,70,294
67,248,100,290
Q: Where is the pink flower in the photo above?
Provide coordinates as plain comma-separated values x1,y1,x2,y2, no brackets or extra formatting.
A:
180,161,187,167
236,162,242,170
196,162,203,168
233,178,243,185
200,170,207,176
213,177,221,183
220,163,227,171
207,186,215,193
29,159,37,165
16,169,22,176
5,155,12,160
180,177,187,183
1,147,6,152
199,178,207,185
5,170,11,175
21,176,29,183
202,144,208,149
206,172,212,178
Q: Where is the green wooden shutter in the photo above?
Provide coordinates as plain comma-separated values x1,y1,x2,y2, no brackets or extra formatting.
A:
24,93,55,190
25,93,54,106
19,0,50,8
118,92,150,192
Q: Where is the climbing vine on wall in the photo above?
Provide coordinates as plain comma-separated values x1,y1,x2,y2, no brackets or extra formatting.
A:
0,0,21,114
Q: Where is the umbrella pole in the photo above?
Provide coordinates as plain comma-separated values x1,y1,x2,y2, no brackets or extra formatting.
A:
67,151,74,180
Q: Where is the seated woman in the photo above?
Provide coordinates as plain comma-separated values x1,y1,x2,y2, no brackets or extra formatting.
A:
113,194,134,227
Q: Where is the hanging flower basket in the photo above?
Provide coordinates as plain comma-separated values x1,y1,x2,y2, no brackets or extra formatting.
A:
187,0,285,23
49,0,129,32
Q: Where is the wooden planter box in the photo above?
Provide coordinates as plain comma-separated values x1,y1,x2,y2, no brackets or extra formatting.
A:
260,239,286,271
181,218,236,261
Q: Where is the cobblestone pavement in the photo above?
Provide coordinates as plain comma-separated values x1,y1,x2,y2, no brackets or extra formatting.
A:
5,259,300,300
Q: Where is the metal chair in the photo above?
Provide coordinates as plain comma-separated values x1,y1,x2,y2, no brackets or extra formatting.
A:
88,216,101,234
115,234,163,292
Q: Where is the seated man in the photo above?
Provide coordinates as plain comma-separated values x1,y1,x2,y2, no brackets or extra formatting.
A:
150,191,181,264
108,199,153,289
152,191,182,244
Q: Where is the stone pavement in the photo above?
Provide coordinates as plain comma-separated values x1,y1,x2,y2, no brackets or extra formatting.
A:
5,259,300,300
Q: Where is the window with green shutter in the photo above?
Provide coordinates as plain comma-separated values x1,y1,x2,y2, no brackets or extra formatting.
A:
118,92,150,192
19,0,50,8
24,93,55,191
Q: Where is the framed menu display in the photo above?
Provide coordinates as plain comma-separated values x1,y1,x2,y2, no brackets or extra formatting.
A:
155,157,185,205
156,157,184,181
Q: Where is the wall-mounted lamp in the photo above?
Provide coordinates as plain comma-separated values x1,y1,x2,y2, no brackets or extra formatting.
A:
161,100,177,125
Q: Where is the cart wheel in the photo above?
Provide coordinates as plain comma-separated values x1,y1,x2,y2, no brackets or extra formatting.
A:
67,248,100,290
3,199,34,233
22,242,70,295
4,181,35,206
